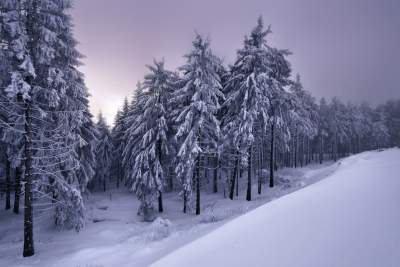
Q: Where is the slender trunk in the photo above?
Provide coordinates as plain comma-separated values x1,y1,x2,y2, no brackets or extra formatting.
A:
257,151,262,195
13,167,21,214
258,124,264,194
246,147,252,201
204,157,209,183
158,191,163,213
213,156,218,193
319,134,323,164
229,152,239,200
236,166,240,197
195,156,201,215
155,139,163,213
300,136,304,167
23,99,34,257
5,160,11,210
294,127,298,168
269,120,275,188
307,137,310,165
183,190,187,213
169,167,174,191
334,132,338,162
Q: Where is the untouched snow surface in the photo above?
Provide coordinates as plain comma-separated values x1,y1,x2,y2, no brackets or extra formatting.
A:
1,149,398,267
151,148,400,267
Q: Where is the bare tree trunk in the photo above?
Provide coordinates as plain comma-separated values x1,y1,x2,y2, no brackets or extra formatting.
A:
246,146,252,201
269,120,275,188
333,133,338,162
183,190,187,213
236,166,240,197
5,160,11,210
294,127,298,168
169,166,174,191
213,155,218,193
195,156,201,215
23,99,34,257
229,152,239,200
13,167,21,214
158,191,163,213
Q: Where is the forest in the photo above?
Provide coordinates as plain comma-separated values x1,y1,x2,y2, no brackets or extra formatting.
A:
1,0,400,259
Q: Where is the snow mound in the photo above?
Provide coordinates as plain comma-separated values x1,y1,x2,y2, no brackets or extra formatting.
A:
145,217,172,242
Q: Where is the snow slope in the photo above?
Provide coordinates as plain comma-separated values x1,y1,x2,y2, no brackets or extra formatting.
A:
151,149,400,267
0,158,337,267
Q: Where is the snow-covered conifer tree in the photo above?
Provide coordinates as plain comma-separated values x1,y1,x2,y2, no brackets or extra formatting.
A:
173,34,223,214
222,17,273,201
125,60,174,220
111,97,129,188
1,0,96,256
94,113,113,191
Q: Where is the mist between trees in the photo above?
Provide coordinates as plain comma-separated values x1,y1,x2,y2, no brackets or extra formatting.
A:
1,1,399,258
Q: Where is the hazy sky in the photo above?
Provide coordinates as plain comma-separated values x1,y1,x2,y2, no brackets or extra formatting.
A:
71,0,400,124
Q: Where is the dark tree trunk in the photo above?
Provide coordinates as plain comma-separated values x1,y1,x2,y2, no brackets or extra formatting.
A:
269,120,275,188
204,157,209,183
158,191,163,213
195,156,201,215
300,136,304,168
169,176,174,191
213,156,218,193
236,166,240,197
294,127,298,168
183,190,187,213
258,126,264,194
229,152,239,200
13,167,21,214
257,147,262,194
333,133,338,162
319,134,323,164
5,160,11,210
246,147,252,201
23,99,34,257
274,145,278,172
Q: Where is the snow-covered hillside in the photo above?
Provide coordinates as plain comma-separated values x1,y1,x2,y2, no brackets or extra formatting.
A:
1,149,399,267
0,158,338,267
151,148,400,267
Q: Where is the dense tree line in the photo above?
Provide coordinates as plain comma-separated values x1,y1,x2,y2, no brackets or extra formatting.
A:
106,18,400,221
1,1,399,257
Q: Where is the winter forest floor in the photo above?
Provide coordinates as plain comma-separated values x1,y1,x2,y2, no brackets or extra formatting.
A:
1,149,398,267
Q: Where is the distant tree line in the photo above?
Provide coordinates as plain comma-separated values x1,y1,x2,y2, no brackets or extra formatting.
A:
0,1,399,258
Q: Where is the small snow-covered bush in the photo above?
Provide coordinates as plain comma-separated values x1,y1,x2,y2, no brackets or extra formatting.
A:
145,217,172,241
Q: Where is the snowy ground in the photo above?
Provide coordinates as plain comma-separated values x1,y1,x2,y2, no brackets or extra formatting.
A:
0,150,391,267
151,148,400,267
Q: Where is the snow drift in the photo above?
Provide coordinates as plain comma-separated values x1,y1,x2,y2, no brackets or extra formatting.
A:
151,149,400,267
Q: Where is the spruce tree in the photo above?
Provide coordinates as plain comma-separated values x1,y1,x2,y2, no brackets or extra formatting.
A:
222,17,273,201
94,113,113,191
112,97,129,188
125,60,174,220
173,34,223,214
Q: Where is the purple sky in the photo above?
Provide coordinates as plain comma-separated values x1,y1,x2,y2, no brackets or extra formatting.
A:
71,0,400,124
